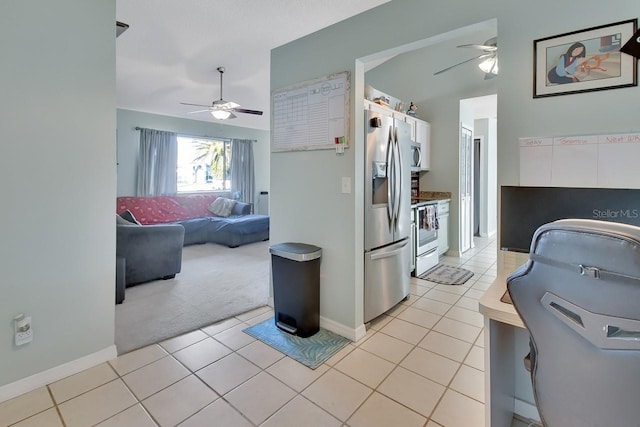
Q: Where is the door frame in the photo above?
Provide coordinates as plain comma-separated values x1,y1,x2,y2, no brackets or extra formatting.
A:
459,125,474,254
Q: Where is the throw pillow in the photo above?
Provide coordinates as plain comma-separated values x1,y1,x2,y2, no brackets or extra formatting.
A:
208,197,237,217
119,209,141,225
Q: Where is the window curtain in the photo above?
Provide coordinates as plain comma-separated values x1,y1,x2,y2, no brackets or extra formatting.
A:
230,138,255,206
136,128,178,196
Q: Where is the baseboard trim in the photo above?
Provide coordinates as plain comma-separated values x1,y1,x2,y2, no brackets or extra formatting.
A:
319,316,366,342
0,345,117,403
514,397,541,423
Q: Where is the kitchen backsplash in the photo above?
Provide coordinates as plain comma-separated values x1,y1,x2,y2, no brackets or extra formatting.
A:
417,191,452,201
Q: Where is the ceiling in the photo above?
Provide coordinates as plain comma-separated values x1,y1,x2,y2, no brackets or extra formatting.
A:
116,0,390,130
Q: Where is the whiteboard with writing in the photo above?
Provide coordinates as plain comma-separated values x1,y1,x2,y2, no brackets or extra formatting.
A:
271,72,349,152
519,132,640,188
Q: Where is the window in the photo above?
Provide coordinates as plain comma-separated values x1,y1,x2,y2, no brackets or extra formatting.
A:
177,136,231,192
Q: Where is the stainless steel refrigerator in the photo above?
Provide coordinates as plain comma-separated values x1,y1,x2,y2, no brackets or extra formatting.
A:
364,108,411,323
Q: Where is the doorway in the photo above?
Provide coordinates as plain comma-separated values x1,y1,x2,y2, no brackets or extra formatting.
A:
474,137,481,237
459,94,497,253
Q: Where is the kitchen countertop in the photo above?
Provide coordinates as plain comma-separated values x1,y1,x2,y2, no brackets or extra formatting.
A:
412,191,451,206
411,200,438,208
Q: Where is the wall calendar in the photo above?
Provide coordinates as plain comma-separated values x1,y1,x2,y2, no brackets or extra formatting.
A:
271,71,349,152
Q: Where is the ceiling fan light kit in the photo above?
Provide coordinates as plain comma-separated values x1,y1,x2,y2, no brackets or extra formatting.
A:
211,110,233,120
478,56,498,74
180,66,263,120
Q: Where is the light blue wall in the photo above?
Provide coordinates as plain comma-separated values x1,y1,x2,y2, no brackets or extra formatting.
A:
1,0,116,388
117,109,270,200
271,0,640,333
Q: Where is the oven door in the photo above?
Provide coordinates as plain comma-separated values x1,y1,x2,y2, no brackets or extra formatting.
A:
416,204,438,254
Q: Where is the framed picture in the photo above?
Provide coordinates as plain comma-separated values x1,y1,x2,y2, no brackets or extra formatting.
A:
533,19,637,98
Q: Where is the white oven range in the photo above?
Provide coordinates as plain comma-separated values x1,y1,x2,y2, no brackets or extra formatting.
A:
414,202,439,276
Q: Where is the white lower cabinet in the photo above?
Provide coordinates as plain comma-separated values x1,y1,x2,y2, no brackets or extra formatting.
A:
438,200,450,255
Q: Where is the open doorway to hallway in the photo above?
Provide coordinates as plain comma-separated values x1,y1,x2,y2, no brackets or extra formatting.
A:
459,94,497,254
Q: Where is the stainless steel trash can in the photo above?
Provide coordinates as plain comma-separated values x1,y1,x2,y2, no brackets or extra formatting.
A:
269,243,322,338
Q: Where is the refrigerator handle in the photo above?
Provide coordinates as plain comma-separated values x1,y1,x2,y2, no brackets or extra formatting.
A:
394,127,403,227
386,125,394,229
370,239,408,260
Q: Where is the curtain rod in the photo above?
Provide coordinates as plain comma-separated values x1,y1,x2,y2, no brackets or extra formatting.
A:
134,127,256,142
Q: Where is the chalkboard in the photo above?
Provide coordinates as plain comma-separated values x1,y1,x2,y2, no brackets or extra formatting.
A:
501,186,640,253
519,132,640,188
271,72,350,152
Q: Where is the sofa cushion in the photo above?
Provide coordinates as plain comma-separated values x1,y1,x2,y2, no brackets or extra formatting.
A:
173,194,218,218
208,214,269,234
208,197,237,217
231,201,251,215
207,214,270,247
176,218,211,245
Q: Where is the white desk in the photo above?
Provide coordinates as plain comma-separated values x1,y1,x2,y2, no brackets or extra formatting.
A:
479,271,540,426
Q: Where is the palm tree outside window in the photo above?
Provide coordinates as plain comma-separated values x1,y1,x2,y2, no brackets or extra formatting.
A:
177,136,231,192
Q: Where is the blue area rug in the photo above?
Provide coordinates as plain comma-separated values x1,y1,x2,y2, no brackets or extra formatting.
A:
243,318,350,369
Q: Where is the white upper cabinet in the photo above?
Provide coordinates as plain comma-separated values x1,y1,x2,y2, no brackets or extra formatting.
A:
365,100,431,171
415,120,430,171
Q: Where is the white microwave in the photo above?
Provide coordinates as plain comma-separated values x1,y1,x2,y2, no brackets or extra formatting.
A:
410,141,422,171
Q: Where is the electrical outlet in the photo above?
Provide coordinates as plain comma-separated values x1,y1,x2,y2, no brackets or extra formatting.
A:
15,329,33,346
14,314,33,346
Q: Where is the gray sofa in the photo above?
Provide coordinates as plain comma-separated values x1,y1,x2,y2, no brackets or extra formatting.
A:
116,195,270,248
175,202,270,247
116,216,185,287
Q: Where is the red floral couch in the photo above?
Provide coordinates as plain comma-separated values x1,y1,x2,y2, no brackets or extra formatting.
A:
116,194,269,247
116,195,217,225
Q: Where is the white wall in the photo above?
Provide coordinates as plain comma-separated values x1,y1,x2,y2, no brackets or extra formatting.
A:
271,0,640,336
116,109,270,199
1,0,116,390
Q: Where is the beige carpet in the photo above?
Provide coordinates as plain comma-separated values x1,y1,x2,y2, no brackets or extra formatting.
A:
115,240,270,354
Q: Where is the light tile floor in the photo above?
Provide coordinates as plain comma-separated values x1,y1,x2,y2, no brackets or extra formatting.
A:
1,237,505,427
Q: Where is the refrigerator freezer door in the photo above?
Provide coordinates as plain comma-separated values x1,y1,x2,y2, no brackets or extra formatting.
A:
393,118,412,242
365,109,395,251
364,238,411,323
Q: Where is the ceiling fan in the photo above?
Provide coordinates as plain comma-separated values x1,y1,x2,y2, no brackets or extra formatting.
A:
181,67,264,120
434,37,498,79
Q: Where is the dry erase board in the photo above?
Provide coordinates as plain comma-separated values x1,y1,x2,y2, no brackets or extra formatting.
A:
519,132,640,188
271,71,350,152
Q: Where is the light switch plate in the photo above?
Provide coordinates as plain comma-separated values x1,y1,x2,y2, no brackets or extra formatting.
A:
341,177,351,194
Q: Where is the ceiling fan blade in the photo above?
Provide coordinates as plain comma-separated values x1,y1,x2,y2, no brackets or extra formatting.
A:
457,44,498,51
234,108,264,116
180,102,212,108
186,109,212,114
434,53,494,76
